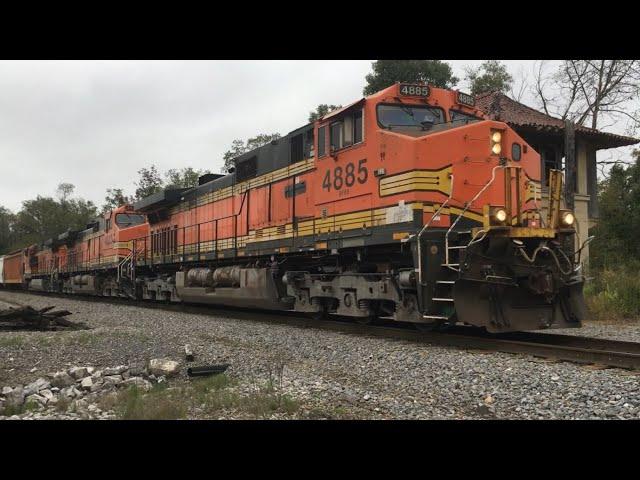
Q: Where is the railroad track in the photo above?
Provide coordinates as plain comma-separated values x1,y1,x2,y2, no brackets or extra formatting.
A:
3,289,640,371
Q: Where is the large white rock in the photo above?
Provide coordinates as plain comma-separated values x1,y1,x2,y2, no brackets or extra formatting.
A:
24,378,51,396
40,389,54,402
103,366,128,376
80,377,93,390
148,359,181,377
60,387,75,398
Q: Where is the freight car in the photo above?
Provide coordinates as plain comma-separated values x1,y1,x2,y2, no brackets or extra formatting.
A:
1,83,589,333
0,249,27,287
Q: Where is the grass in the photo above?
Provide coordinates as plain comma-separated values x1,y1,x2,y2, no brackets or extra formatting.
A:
585,264,640,321
113,384,188,420
0,335,26,348
99,369,302,420
0,398,41,417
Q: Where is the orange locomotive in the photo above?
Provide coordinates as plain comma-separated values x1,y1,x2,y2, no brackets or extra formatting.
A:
127,83,587,332
19,205,148,295
3,83,588,333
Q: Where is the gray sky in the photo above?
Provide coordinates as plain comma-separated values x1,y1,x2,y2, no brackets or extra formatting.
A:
0,60,634,212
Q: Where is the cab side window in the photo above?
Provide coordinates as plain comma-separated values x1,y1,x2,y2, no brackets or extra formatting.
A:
328,109,364,153
318,126,327,158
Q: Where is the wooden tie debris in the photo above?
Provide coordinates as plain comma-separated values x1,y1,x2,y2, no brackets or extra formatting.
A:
0,305,88,331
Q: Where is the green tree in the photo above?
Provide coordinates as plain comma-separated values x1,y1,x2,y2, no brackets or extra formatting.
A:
11,195,97,248
590,150,640,269
363,60,459,96
165,167,211,189
101,188,134,215
308,104,342,123
134,165,164,200
465,60,514,96
0,206,15,254
221,133,281,173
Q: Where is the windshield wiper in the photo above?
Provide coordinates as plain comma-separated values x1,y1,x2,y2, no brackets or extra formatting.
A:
384,123,427,131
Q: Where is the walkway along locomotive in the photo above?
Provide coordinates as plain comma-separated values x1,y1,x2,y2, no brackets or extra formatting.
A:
0,84,589,333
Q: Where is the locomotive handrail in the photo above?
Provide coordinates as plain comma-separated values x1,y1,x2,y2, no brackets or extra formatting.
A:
444,165,504,270
132,189,250,264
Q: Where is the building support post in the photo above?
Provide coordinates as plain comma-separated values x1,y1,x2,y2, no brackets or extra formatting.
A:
564,120,576,210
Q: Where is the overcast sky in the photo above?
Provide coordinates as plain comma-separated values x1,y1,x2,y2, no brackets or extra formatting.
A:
0,60,634,212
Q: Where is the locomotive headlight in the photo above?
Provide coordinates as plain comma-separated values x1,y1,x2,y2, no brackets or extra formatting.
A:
488,206,508,225
494,208,507,223
490,129,503,156
560,210,575,227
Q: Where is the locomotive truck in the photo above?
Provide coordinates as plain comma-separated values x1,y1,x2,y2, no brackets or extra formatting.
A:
0,83,589,333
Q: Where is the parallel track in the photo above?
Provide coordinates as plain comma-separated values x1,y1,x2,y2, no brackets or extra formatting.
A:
3,289,640,371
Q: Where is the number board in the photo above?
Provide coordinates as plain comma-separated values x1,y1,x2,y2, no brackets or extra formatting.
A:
399,84,430,97
457,91,475,107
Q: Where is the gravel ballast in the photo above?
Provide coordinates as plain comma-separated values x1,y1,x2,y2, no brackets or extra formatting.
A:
1,290,640,420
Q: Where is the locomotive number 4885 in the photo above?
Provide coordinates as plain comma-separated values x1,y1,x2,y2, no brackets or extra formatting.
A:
322,159,368,191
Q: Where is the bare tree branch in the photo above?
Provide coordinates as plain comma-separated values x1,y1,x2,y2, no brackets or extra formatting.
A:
534,60,640,134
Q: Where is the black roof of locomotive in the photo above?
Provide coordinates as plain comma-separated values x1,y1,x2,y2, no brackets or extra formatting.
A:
136,123,314,212
133,188,190,213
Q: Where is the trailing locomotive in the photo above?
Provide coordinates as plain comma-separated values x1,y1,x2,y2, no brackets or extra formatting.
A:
0,83,589,333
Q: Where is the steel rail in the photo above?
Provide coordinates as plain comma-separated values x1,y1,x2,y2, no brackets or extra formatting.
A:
3,290,640,370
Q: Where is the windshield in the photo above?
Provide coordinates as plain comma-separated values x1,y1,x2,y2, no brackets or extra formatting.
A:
377,104,445,129
449,110,482,124
115,213,146,228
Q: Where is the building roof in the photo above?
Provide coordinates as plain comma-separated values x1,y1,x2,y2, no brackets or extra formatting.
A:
475,91,639,150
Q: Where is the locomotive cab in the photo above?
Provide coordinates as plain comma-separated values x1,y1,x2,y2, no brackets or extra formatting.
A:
361,84,586,332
